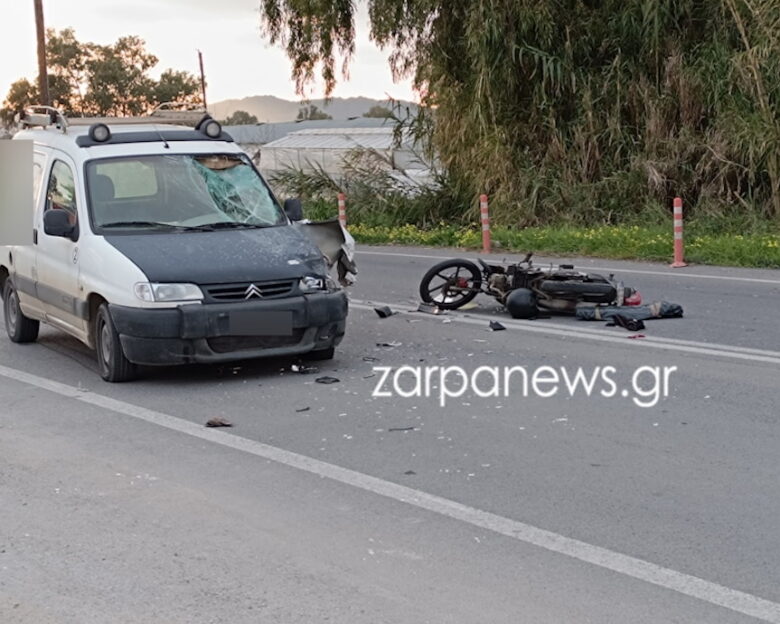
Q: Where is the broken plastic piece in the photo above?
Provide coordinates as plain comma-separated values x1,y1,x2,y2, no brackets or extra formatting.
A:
489,321,506,331
417,302,443,315
374,306,394,318
315,376,340,384
376,341,402,348
388,426,416,432
295,407,311,413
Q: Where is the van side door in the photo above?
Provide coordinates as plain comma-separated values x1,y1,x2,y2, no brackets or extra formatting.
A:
9,149,48,320
36,154,87,338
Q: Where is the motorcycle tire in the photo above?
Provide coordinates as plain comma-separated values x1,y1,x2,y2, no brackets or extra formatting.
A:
419,259,482,310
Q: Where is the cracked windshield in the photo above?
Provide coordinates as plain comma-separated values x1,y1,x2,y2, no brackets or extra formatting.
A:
87,154,285,230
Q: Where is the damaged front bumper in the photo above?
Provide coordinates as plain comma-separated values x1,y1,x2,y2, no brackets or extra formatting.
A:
109,291,348,365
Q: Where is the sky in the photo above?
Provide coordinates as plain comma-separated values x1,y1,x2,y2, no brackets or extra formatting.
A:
0,0,417,106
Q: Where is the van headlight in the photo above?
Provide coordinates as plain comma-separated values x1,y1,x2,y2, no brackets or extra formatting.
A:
299,275,325,292
134,282,204,302
299,275,340,293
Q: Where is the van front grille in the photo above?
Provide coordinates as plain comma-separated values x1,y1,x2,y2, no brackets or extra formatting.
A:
202,280,296,302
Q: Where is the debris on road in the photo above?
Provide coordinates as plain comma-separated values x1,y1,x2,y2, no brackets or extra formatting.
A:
606,314,646,331
627,334,646,339
205,417,233,428
404,470,417,476
291,363,319,374
374,305,395,318
388,426,416,432
489,321,506,331
417,302,444,315
376,341,402,348
363,356,379,362
295,407,311,413
315,376,340,384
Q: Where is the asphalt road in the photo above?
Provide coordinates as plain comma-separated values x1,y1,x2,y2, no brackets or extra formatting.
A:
1,245,779,623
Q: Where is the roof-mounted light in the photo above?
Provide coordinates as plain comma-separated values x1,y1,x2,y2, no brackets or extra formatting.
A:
195,114,222,139
88,123,111,143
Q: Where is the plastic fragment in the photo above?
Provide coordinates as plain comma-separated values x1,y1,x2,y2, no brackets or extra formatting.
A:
374,306,395,318
417,302,443,315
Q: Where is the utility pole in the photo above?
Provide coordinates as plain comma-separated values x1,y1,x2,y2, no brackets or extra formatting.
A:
197,50,207,111
34,0,50,106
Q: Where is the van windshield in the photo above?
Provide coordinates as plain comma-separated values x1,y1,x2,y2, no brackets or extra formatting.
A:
86,154,287,232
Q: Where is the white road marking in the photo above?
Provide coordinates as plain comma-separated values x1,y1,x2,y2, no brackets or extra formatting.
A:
1,362,779,622
357,249,780,285
350,299,780,366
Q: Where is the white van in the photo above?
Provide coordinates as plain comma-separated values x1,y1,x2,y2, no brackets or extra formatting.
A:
1,107,349,382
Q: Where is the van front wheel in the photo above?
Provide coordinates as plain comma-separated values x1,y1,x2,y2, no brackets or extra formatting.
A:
95,304,136,382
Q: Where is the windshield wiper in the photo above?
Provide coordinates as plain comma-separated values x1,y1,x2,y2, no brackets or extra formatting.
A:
101,221,182,230
101,220,275,232
189,222,272,230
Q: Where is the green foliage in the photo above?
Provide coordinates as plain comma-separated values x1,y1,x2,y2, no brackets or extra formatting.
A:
1,28,200,120
260,0,780,225
268,161,778,267
268,148,469,228
224,110,259,125
343,223,780,268
0,79,37,125
296,104,332,120
363,105,393,118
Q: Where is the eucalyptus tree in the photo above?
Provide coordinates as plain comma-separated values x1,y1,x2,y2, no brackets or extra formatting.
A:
260,0,780,223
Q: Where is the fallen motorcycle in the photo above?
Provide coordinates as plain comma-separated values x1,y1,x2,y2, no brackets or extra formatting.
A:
418,253,641,319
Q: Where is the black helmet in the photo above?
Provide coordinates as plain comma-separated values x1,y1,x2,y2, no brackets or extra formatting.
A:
506,288,538,319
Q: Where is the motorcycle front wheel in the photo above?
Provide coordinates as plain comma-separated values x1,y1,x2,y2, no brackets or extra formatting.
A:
419,259,482,310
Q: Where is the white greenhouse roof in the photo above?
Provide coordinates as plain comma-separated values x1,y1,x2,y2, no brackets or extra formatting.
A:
262,127,398,150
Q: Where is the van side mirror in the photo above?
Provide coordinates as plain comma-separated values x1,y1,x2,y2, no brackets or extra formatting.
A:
43,210,76,240
283,198,304,222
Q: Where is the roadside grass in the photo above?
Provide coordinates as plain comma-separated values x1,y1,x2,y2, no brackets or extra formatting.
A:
340,222,780,268
301,200,780,268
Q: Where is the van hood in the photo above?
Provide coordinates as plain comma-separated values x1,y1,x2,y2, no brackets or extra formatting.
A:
104,225,328,284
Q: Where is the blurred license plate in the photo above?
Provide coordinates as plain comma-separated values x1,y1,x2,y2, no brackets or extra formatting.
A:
229,310,293,336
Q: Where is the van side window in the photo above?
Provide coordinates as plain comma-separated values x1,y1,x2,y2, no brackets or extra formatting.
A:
46,160,78,225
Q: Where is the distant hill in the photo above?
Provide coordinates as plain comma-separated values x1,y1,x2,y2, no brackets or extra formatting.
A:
209,95,416,123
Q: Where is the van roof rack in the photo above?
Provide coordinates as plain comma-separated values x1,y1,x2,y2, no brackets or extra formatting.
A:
17,102,208,132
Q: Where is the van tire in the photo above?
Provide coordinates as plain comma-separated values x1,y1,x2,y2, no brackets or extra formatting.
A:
95,303,136,382
303,346,335,361
3,279,39,343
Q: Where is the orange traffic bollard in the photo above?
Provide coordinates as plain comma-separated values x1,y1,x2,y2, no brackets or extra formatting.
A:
337,193,347,227
670,197,687,268
480,194,491,254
